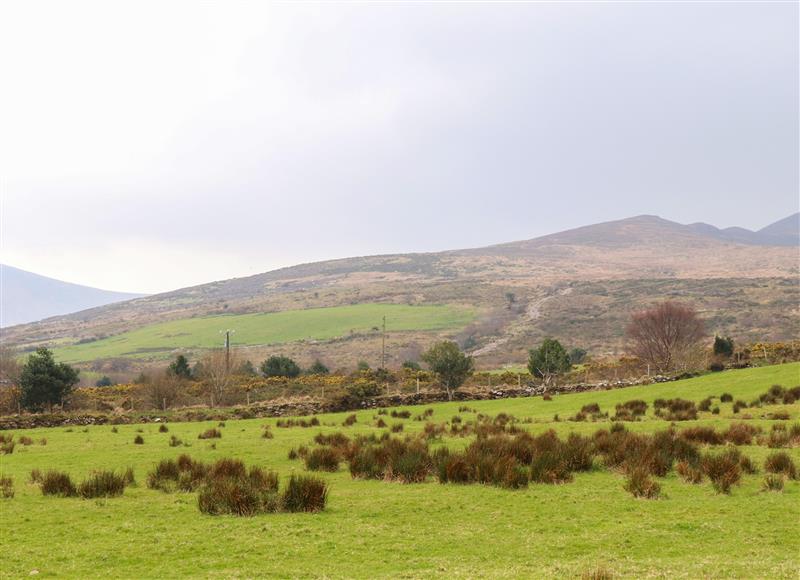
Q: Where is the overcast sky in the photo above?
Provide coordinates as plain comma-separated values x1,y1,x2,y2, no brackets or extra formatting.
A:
1,1,797,294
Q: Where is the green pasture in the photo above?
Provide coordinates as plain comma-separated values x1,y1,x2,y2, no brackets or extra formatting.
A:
1,363,799,577
51,303,475,363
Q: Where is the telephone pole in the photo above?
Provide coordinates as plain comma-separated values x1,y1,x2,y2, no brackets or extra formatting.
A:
220,329,235,372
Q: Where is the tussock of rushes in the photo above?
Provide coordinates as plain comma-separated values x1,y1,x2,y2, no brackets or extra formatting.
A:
305,447,340,472
653,398,697,421
675,460,703,484
762,474,785,492
169,435,183,447
19,436,34,445
390,410,411,419
391,423,404,433
624,467,660,499
276,417,320,428
261,427,274,439
158,424,169,433
198,428,222,440
764,452,798,480
613,400,648,421
282,475,328,513
701,450,742,494
0,476,14,499
29,468,43,484
724,423,760,446
133,435,144,445
77,470,127,498
41,471,77,497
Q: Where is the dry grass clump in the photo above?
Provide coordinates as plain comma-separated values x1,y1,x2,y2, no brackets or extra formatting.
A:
764,452,797,480
198,428,222,440
581,566,615,580
761,425,791,448
375,418,387,428
391,423,404,433
570,403,607,422
623,467,661,499
29,468,43,484
19,435,34,445
613,400,648,421
390,410,411,419
593,425,698,478
276,417,320,428
762,474,785,492
158,424,169,433
698,398,713,412
724,423,760,446
732,400,748,414
0,434,15,455
349,437,432,483
342,414,358,427
653,399,697,421
720,393,733,403
458,405,476,413
755,384,800,406
313,432,350,449
282,475,328,513
169,435,183,447
198,466,281,516
0,476,14,499
77,470,128,498
41,471,77,497
700,450,742,494
133,435,145,445
679,427,724,445
305,447,340,472
675,460,703,483
261,426,274,439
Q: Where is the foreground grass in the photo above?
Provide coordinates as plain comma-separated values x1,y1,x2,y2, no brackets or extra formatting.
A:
1,363,799,578
52,303,476,363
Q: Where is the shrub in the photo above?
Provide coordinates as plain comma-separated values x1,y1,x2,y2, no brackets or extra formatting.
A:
701,450,741,493
282,475,328,512
134,435,144,445
698,398,712,412
198,428,222,439
720,393,733,403
711,407,720,415
41,470,77,497
342,414,357,427
762,474,785,492
78,470,127,498
305,448,340,472
0,476,14,499
764,452,797,479
624,467,660,499
158,424,169,433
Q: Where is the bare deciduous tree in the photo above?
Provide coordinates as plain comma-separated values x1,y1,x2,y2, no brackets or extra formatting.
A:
144,371,183,410
626,301,706,374
200,349,238,406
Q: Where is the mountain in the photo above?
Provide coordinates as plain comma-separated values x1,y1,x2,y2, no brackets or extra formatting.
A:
3,214,798,374
0,264,146,327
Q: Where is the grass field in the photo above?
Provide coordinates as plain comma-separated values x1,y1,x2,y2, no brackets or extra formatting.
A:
52,303,476,363
1,363,799,578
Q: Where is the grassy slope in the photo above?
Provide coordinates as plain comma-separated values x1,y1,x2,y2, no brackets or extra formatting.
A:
52,303,476,363
1,363,799,578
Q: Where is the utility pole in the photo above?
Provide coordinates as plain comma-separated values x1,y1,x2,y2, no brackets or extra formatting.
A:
220,329,235,372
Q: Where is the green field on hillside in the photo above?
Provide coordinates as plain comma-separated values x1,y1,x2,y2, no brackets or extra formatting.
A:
52,303,476,363
1,363,799,578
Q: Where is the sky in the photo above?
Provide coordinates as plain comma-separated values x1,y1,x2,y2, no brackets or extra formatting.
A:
1,1,797,295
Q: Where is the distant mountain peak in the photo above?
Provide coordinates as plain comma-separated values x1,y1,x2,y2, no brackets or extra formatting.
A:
1,264,146,327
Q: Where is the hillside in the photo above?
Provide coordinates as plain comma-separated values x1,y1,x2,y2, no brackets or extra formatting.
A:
0,264,145,327
4,214,798,374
